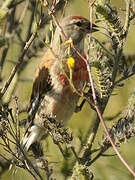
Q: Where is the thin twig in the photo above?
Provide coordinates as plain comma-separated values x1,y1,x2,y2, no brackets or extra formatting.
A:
0,30,37,98
124,0,131,33
80,0,102,155
92,37,114,59
19,0,30,23
8,0,25,9
114,72,135,85
70,146,80,163
94,105,135,176
86,0,135,177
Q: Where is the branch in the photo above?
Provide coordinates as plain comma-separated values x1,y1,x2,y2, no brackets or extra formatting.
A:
0,29,37,99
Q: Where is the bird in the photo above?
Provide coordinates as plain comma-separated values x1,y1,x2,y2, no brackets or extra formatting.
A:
22,15,98,157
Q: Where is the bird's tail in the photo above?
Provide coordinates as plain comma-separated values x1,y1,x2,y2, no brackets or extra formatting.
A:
22,125,44,157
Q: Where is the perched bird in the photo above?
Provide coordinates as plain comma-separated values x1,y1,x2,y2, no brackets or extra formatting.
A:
22,15,98,157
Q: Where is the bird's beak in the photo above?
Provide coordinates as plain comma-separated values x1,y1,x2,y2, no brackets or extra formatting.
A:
91,24,99,32
86,22,99,33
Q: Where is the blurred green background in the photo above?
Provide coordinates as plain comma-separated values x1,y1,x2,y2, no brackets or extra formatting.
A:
1,0,135,179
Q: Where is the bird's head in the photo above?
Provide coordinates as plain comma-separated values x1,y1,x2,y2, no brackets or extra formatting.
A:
52,15,98,54
60,15,98,44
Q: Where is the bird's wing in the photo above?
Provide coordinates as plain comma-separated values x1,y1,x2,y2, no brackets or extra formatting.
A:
27,50,54,125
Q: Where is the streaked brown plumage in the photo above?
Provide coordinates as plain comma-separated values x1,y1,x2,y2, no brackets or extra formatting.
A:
22,15,98,156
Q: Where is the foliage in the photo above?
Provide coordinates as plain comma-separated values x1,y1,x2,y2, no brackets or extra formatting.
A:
0,0,135,179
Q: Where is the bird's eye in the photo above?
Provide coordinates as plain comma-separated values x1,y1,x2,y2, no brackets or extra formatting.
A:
76,21,82,27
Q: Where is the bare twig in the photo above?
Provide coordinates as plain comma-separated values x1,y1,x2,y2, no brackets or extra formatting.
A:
114,72,135,85
0,30,37,98
124,0,131,34
86,0,135,177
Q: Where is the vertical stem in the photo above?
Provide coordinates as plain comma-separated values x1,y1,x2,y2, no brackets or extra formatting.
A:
84,0,135,177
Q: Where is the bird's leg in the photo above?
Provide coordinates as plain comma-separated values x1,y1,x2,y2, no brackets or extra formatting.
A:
75,99,86,113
